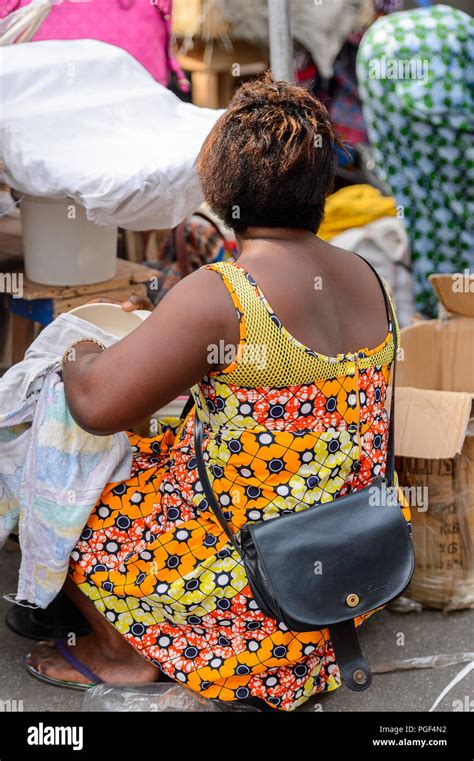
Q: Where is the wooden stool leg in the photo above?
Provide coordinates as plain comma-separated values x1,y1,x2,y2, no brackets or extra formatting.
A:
191,71,220,108
11,313,35,364
124,230,145,263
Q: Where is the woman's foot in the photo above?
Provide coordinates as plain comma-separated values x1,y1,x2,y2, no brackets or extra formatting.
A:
26,633,160,686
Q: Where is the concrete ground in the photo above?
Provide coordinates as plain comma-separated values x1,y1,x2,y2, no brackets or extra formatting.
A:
1,544,473,713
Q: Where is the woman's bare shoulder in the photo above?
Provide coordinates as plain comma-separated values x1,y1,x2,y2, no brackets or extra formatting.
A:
317,239,387,296
159,265,240,340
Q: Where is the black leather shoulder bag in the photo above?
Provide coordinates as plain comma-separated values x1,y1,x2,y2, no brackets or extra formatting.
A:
193,275,415,692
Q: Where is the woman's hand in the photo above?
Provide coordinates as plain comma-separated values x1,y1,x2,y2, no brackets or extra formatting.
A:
85,293,154,312
121,293,154,312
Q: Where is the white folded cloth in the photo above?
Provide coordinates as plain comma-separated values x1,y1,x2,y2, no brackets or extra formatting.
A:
0,313,133,608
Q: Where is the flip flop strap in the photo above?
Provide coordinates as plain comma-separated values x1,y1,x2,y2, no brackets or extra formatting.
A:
54,640,103,685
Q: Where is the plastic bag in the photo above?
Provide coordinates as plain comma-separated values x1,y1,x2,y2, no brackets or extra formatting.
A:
81,683,259,712
387,596,423,614
373,652,474,675
0,39,221,230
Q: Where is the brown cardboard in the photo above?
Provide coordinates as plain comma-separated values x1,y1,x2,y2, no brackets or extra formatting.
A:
395,440,474,610
395,275,474,610
396,317,474,394
430,273,474,318
395,388,472,460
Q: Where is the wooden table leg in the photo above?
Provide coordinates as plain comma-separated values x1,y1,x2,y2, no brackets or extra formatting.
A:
11,313,35,364
191,70,220,108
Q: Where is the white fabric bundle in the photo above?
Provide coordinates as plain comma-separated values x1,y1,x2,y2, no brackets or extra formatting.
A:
330,217,416,328
198,0,365,80
0,39,222,230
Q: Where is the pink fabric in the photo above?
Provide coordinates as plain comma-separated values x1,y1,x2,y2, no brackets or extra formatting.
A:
7,0,182,86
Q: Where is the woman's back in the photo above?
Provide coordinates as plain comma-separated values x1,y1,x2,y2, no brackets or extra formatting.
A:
195,253,396,483
214,232,390,362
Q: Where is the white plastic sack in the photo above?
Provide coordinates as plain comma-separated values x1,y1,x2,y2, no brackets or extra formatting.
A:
330,216,416,328
0,39,223,230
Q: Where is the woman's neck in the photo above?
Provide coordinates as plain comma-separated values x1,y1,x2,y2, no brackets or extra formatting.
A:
237,226,316,256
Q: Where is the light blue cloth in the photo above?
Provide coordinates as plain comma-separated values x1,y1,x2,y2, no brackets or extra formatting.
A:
0,313,133,608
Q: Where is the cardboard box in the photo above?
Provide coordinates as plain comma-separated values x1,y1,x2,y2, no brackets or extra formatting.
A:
395,274,474,611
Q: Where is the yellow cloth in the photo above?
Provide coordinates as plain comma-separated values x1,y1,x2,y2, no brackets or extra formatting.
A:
318,184,397,241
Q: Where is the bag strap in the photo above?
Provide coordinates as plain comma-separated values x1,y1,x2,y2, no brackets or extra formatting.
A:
191,211,226,242
173,212,232,279
385,289,397,486
173,222,190,278
357,258,398,486
193,261,399,548
189,211,237,261
194,413,243,555
180,393,195,421
329,619,372,691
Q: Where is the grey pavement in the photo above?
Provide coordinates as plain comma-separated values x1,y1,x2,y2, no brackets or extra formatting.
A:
1,544,473,713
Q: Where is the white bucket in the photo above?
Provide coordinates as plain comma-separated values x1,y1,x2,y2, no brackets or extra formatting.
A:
67,303,151,339
20,195,117,286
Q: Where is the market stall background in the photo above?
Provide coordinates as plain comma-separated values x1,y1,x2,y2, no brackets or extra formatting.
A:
0,0,473,714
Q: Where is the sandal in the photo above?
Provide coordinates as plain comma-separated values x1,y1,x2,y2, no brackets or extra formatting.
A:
6,593,90,641
24,640,103,691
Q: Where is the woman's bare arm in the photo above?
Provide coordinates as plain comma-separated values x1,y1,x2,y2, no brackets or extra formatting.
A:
62,268,238,435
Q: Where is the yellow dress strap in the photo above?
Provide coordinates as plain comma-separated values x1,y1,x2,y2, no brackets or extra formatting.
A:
205,261,397,388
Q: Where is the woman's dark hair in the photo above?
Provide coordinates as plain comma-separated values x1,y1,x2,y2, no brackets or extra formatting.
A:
197,72,340,234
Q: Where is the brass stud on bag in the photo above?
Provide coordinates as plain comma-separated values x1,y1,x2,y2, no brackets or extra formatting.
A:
353,669,367,685
346,593,360,607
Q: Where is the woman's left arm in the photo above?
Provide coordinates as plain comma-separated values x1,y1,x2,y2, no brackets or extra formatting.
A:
62,268,228,435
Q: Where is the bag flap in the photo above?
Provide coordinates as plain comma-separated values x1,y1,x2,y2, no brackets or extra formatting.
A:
243,483,414,628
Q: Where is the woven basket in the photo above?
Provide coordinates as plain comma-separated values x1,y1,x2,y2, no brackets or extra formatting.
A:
172,0,229,39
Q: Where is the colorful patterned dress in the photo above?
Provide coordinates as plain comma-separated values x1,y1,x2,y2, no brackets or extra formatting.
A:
69,260,410,711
